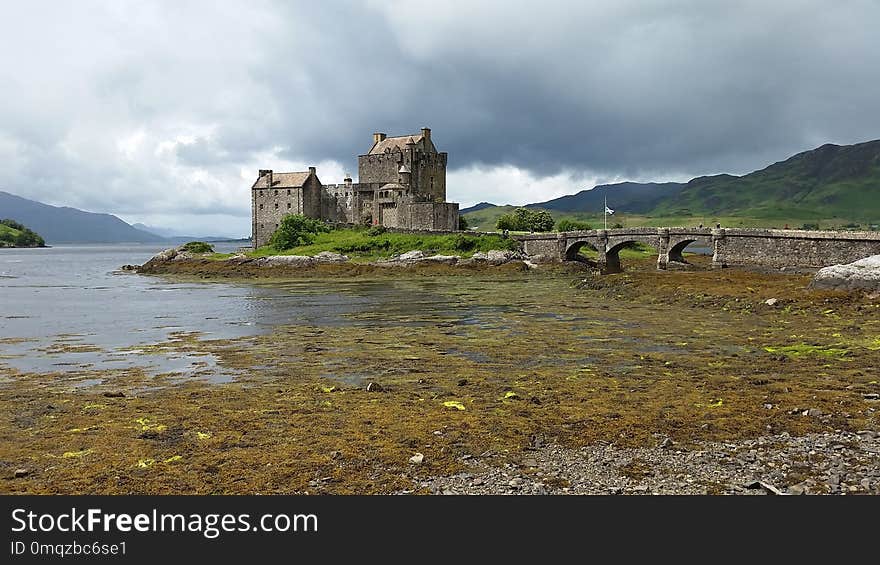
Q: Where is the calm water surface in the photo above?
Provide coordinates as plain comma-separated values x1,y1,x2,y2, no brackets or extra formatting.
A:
0,244,507,380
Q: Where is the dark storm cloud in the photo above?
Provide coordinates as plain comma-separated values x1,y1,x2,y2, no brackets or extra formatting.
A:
1,0,879,233
245,0,880,179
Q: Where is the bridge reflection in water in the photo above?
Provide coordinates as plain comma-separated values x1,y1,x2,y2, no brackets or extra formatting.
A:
515,227,880,273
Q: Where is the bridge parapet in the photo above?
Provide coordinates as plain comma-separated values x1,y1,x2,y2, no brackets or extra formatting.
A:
514,227,880,272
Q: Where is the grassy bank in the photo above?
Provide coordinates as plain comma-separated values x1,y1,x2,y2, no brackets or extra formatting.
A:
211,228,519,261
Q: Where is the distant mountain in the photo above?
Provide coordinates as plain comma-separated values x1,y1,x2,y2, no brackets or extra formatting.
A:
0,191,166,243
462,139,880,226
459,202,498,214
654,140,880,221
131,223,176,238
131,222,241,242
527,182,685,214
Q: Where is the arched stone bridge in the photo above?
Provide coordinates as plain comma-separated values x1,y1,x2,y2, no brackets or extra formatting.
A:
515,227,880,272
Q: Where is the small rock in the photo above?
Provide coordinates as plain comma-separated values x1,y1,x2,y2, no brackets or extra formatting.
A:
659,437,674,449
508,477,524,488
764,298,779,307
787,482,808,495
745,480,786,495
409,453,424,465
329,450,342,460
472,477,484,486
457,378,468,386
313,251,349,263
14,469,30,478
807,408,823,417
763,403,774,410
365,382,385,393
522,458,538,468
103,391,125,398
863,393,880,401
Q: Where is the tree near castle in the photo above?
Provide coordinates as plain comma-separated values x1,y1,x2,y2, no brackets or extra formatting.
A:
495,208,554,233
269,214,330,250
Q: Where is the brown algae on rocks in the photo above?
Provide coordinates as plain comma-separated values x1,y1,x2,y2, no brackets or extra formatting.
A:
1,257,878,493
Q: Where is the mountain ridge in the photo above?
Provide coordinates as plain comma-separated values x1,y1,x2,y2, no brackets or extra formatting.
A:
0,191,166,244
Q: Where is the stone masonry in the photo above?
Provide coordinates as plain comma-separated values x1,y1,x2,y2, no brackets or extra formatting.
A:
251,127,459,248
517,227,880,272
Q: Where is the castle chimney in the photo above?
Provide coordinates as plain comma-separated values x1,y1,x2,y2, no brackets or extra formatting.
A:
308,166,316,176
259,169,273,187
421,127,431,142
373,132,386,144
344,174,352,188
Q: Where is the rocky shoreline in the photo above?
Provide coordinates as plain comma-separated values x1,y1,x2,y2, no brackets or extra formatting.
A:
405,430,880,495
129,246,555,277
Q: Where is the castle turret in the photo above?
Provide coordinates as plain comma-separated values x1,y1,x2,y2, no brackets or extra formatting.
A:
398,164,411,186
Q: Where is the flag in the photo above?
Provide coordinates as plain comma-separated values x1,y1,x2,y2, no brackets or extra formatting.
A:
604,205,615,215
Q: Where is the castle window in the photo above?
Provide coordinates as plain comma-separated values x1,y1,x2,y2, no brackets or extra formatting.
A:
274,203,278,209
287,189,291,195
259,204,263,210
260,223,263,228
287,203,291,209
274,190,278,195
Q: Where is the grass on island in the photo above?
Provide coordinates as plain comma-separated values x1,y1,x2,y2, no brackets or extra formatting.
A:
0,219,45,248
207,228,520,262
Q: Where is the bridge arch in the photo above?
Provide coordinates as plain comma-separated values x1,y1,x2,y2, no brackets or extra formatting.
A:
668,238,697,264
603,238,660,273
564,239,601,262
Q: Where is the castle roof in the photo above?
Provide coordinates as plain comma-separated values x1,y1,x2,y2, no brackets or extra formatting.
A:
369,134,423,155
252,171,312,189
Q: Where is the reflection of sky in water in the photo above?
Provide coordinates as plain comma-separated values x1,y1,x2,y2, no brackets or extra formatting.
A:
0,244,511,379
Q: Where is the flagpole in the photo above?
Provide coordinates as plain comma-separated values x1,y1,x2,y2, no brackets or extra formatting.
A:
604,195,607,231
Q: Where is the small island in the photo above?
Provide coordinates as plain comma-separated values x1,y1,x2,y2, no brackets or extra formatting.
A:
0,219,45,248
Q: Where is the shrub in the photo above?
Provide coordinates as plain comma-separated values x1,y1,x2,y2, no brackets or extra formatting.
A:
530,210,555,232
366,225,387,236
450,234,477,252
180,241,214,253
556,219,592,232
802,222,820,230
458,215,469,230
495,208,555,232
269,214,330,250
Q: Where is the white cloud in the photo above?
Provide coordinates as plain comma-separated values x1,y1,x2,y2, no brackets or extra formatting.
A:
448,165,606,207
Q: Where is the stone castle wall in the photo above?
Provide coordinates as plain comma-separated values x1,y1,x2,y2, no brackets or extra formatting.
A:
252,186,305,248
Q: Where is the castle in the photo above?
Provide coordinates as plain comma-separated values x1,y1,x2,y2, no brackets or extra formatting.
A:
251,127,459,247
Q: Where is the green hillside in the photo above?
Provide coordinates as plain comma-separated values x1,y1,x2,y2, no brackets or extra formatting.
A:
0,219,45,247
655,140,880,223
464,139,880,231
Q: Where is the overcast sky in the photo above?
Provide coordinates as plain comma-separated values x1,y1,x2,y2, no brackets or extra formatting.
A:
2,0,879,237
